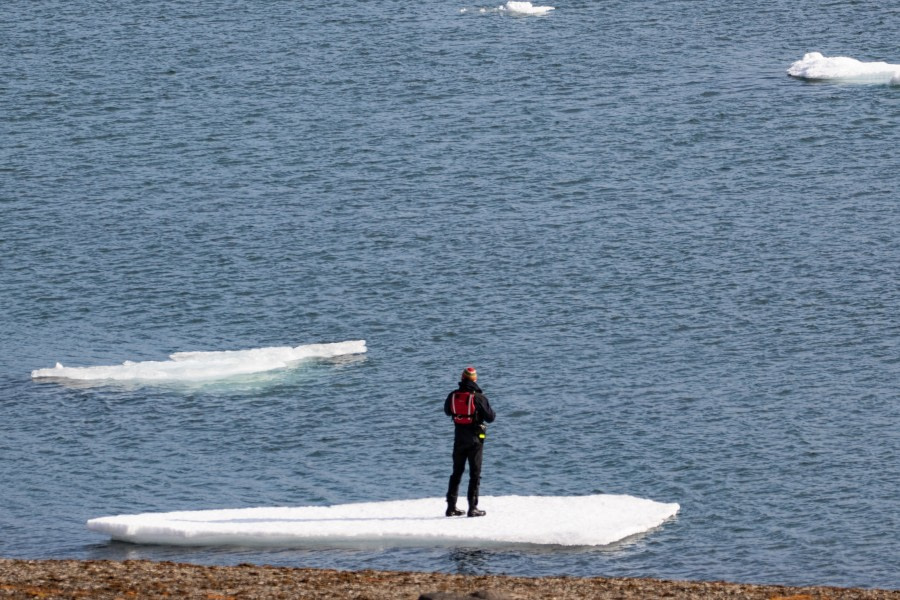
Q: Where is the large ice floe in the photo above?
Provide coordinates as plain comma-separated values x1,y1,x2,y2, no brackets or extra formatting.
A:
87,494,679,548
30,340,366,382
788,52,900,85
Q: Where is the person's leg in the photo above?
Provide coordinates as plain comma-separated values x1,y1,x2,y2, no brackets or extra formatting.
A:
445,442,468,516
466,442,484,516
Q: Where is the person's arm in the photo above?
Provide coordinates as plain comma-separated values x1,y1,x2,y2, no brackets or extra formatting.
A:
444,393,454,417
477,394,495,423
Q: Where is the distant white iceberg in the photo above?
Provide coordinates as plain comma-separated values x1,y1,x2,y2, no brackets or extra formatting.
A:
87,494,679,547
30,340,366,382
788,52,900,84
462,2,554,16
502,1,554,16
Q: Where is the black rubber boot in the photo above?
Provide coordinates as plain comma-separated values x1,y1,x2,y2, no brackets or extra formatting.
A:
445,495,464,517
467,492,485,517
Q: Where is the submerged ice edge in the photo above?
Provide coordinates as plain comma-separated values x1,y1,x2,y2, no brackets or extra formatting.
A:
30,340,367,381
788,51,900,83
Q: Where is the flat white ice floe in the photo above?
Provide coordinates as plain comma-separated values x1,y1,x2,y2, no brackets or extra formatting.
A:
30,340,366,382
788,52,900,84
86,494,679,547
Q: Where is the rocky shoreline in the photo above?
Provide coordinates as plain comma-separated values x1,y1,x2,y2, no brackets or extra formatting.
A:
1,559,898,600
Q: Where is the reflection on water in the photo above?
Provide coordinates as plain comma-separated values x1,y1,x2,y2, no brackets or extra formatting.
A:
449,548,489,574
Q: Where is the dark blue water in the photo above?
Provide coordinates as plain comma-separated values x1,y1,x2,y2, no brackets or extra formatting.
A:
2,0,899,590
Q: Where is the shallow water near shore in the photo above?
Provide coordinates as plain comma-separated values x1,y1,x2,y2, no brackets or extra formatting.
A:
2,0,899,590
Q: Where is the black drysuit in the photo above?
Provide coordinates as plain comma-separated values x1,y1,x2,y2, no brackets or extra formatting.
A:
444,379,496,510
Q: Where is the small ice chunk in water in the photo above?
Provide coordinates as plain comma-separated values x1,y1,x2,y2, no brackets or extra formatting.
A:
788,52,900,84
503,2,554,16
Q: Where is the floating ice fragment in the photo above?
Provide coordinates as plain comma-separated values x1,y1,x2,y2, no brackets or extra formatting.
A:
31,340,366,382
502,1,554,16
788,52,900,84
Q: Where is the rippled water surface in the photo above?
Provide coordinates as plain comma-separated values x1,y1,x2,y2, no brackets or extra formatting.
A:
2,0,899,590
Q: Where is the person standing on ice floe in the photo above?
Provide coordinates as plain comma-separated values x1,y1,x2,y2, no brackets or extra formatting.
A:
444,366,495,517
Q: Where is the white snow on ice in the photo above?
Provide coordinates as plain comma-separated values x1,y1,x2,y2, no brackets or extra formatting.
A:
30,340,366,382
86,494,679,547
788,52,900,84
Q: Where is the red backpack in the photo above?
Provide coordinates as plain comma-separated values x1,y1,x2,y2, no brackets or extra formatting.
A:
450,391,476,425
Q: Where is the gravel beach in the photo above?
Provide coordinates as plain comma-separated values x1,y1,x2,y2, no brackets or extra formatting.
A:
1,559,898,600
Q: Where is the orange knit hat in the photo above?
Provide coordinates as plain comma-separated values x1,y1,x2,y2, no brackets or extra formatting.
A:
461,366,477,381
